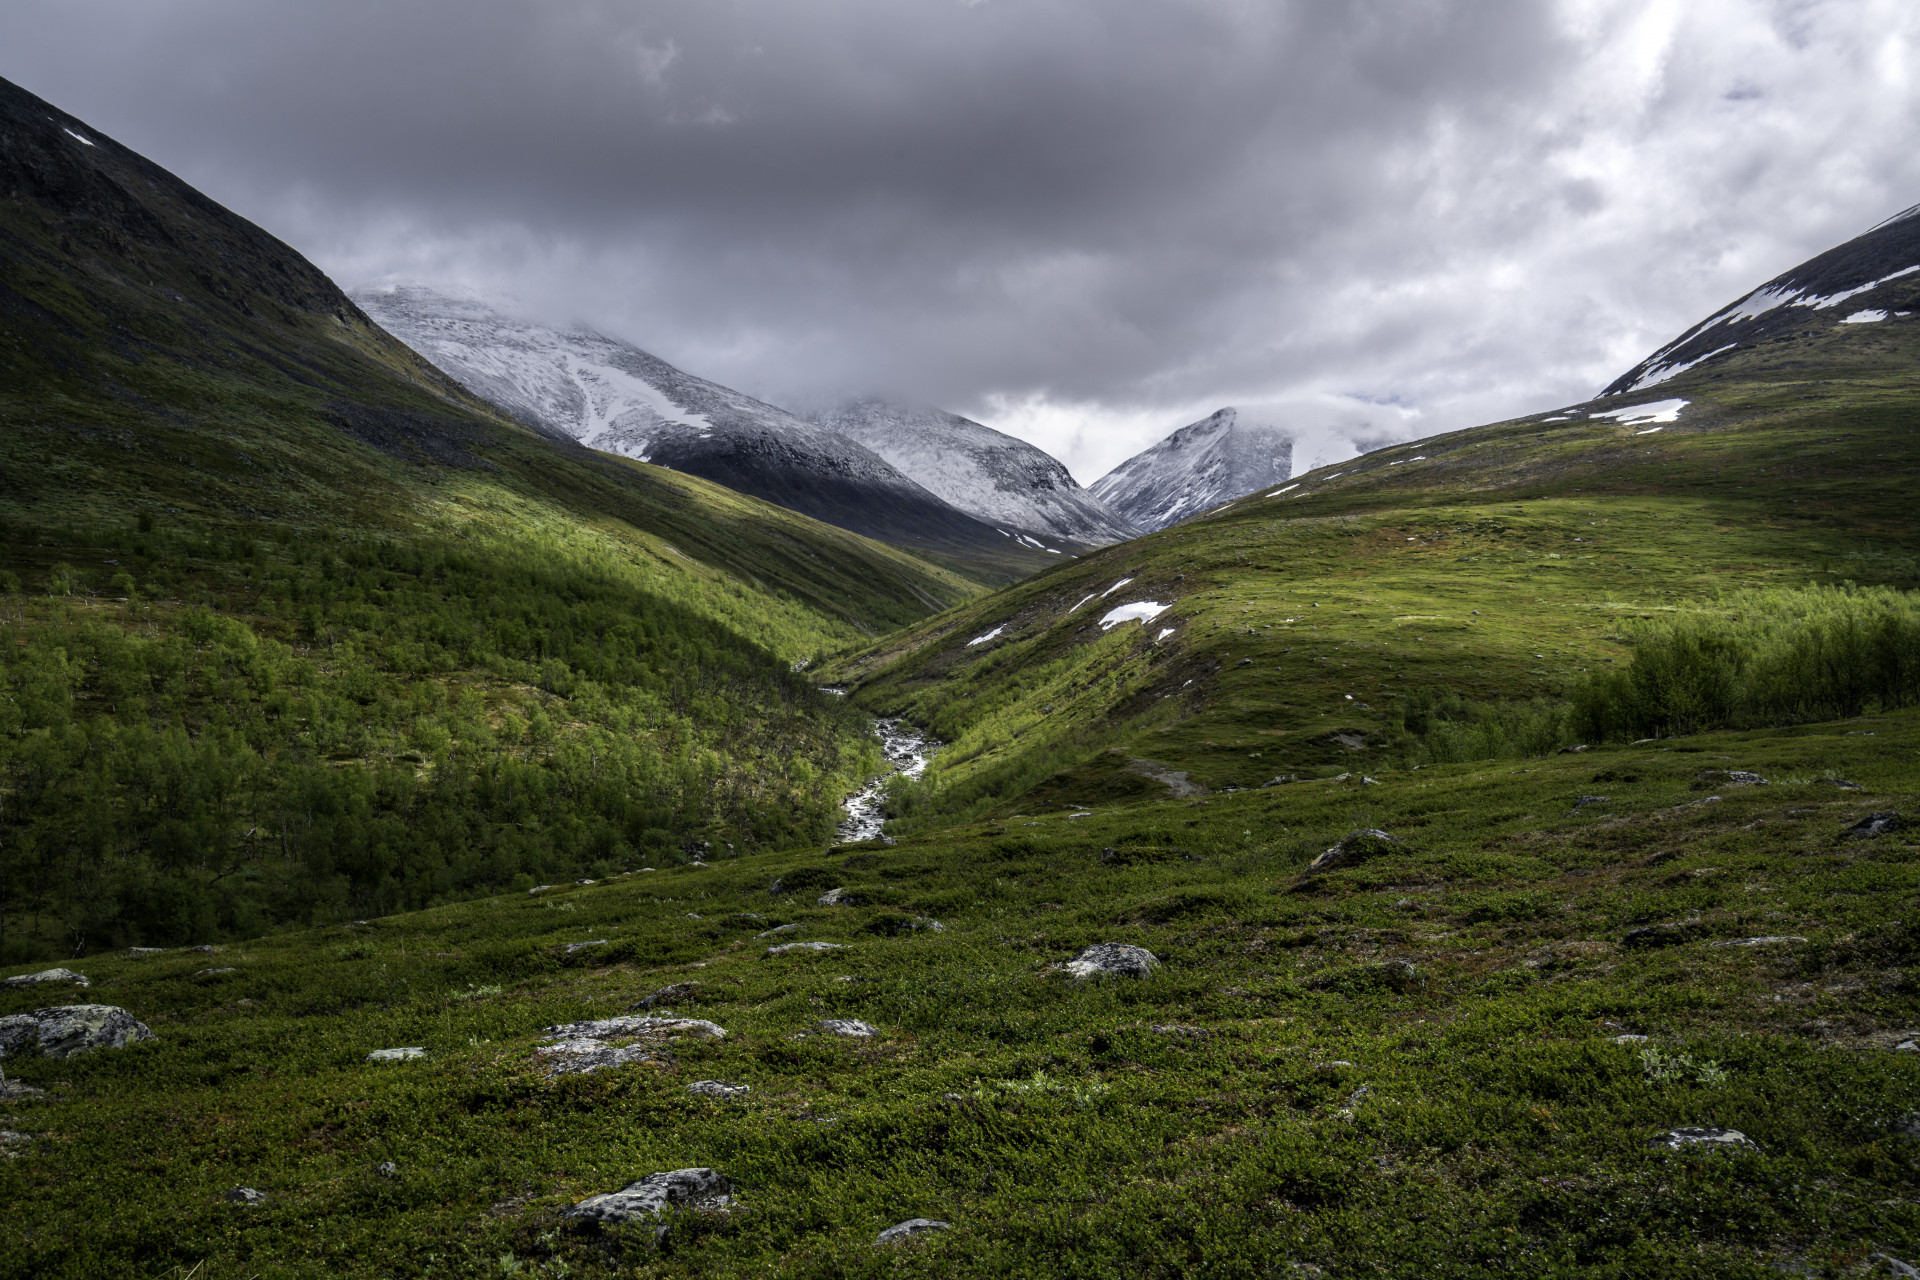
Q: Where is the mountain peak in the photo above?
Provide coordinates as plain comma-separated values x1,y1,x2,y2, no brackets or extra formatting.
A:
1089,406,1295,533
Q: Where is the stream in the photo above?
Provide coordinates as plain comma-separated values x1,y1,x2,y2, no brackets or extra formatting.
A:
836,716,939,843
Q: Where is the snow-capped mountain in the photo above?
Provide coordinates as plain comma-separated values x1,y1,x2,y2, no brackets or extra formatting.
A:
1089,407,1295,532
1603,202,1920,397
807,398,1138,550
352,286,1036,571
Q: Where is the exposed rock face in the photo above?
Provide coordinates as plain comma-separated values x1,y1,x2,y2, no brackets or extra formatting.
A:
1306,829,1404,874
1846,812,1908,839
1064,943,1160,980
536,1016,725,1077
365,1047,427,1062
817,888,863,907
2,969,89,989
0,1006,153,1060
876,1217,951,1244
563,1167,735,1226
1646,1127,1760,1154
819,1019,877,1037
687,1080,751,1098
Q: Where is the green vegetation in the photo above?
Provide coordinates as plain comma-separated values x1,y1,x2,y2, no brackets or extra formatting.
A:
4,713,1917,1277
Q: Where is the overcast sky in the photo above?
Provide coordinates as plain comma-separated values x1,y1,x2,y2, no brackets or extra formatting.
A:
7,0,1920,480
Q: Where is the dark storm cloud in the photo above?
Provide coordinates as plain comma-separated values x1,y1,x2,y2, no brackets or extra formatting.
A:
7,1,1920,478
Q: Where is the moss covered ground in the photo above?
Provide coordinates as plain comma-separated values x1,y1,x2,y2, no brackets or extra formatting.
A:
3,707,1916,1277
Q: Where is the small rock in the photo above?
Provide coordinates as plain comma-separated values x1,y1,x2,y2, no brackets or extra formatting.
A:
1611,1034,1650,1044
1572,795,1610,809
684,913,703,920
564,940,609,954
0,1006,154,1060
634,982,701,1011
1845,812,1907,839
563,1167,734,1226
528,884,557,895
1646,1126,1759,1154
1150,1024,1211,1039
0,1129,33,1158
756,923,801,938
576,879,597,886
1709,936,1807,948
768,942,846,955
686,1080,750,1097
819,1019,877,1037
186,945,217,953
127,947,165,958
1261,774,1299,787
537,1016,724,1076
734,913,766,921
1897,1113,1920,1139
225,1186,267,1205
1814,777,1865,791
1622,923,1692,949
1868,1255,1920,1279
376,1161,400,1178
194,968,237,978
817,887,862,907
1894,1040,1917,1053
876,1218,950,1245
905,916,946,932
1306,829,1405,874
2,969,89,989
1064,942,1160,980
1558,744,1589,753
1694,770,1767,788
0,1079,47,1101
365,1047,427,1062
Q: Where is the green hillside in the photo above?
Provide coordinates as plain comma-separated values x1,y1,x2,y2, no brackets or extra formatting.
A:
0,75,982,957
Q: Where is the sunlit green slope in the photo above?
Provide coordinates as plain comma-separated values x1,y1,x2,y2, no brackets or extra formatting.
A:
0,75,981,957
825,280,1920,826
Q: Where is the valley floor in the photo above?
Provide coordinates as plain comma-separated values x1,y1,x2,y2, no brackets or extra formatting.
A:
4,704,1918,1277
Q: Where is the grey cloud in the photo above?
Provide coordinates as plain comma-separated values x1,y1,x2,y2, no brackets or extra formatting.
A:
5,1,1920,481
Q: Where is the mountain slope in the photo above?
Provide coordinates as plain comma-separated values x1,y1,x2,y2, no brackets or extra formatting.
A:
1089,406,1296,531
806,397,1138,550
0,73,987,953
352,287,1052,583
1602,202,1920,396
824,205,1920,826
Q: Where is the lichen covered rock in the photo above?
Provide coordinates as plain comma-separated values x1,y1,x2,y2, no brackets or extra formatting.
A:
0,1005,153,1060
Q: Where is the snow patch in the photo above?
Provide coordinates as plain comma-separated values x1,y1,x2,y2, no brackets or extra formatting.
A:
1155,628,1176,641
1099,601,1171,631
1635,426,1664,435
1099,578,1135,598
63,128,94,146
1589,399,1687,425
1841,309,1889,324
1066,593,1097,614
966,626,1005,647
1808,265,1920,309
1265,483,1299,496
1625,343,1738,393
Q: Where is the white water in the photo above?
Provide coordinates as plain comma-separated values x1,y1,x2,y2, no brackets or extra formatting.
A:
837,717,940,842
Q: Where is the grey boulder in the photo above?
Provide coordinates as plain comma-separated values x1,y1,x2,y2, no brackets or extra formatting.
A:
226,1186,267,1205
686,1080,750,1098
0,1006,153,1060
563,1167,734,1226
820,1019,877,1037
1306,829,1405,874
877,1218,950,1244
365,1047,427,1062
1064,942,1160,980
817,887,863,906
1646,1126,1759,1154
2,968,88,989
536,1016,725,1077
1693,769,1767,787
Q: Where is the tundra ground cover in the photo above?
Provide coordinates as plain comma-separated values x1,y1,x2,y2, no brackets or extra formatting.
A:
3,709,1916,1278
